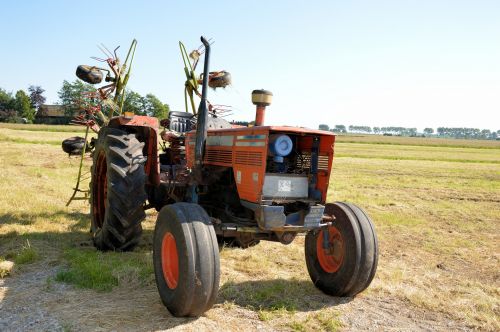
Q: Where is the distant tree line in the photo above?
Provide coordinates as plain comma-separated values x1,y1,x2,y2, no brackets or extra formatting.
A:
0,81,170,123
318,124,499,140
0,86,46,123
58,80,170,119
435,127,498,140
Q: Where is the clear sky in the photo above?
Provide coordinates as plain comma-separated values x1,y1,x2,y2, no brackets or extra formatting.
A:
0,1,499,131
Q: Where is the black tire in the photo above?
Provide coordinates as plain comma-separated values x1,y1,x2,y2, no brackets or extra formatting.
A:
62,136,87,155
305,202,378,297
208,71,231,89
153,203,220,317
346,203,379,294
76,65,103,84
90,127,147,251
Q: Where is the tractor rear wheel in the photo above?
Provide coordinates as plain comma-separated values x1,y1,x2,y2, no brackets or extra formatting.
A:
153,203,220,317
305,202,378,297
90,127,147,251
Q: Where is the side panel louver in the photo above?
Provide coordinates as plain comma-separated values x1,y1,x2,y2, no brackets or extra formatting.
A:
235,151,263,166
204,149,232,165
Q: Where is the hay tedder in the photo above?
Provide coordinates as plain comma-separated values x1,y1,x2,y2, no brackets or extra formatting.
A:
64,36,378,317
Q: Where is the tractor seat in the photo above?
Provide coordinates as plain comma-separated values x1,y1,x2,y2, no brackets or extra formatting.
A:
168,111,194,133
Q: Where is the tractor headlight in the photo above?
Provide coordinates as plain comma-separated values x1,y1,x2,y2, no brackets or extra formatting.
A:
269,134,293,162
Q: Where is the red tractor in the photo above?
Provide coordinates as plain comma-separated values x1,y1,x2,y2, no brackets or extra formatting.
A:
74,37,378,317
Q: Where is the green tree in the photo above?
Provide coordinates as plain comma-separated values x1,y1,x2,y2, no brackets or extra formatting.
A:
423,128,434,135
28,85,46,110
58,80,96,116
334,124,347,133
480,129,491,139
0,89,16,122
143,93,169,118
348,125,372,133
0,89,15,110
14,90,36,122
404,128,417,136
318,124,330,131
122,90,145,115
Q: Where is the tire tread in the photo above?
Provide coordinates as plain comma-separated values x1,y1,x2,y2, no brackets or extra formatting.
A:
91,127,146,251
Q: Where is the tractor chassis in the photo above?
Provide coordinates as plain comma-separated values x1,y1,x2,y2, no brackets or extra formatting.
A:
67,36,379,318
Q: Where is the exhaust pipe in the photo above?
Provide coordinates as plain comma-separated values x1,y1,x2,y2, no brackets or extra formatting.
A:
194,36,211,167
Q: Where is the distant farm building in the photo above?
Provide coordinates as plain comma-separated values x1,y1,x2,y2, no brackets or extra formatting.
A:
35,105,74,124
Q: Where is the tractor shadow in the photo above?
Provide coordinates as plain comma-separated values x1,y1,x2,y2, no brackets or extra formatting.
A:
0,210,89,232
218,278,353,312
0,210,91,257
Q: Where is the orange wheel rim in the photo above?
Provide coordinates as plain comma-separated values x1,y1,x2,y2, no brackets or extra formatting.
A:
161,232,179,289
316,226,344,273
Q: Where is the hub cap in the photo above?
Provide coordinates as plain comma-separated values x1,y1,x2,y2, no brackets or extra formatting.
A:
161,232,179,289
316,226,344,273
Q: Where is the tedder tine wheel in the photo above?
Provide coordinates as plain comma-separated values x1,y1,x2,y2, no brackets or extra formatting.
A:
153,203,220,317
305,202,378,297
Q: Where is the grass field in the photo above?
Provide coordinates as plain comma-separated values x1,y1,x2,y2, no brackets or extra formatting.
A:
0,124,499,331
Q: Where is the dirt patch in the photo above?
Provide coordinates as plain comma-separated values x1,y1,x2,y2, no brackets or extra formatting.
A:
339,296,471,331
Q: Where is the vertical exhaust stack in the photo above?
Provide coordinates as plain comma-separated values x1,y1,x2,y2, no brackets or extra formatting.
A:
194,36,211,168
252,89,273,126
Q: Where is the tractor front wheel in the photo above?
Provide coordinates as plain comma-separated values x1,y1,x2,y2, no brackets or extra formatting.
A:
305,202,378,297
153,203,220,317
90,127,147,251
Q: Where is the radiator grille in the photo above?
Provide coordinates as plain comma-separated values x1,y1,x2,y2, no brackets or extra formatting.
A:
296,153,311,170
295,153,329,171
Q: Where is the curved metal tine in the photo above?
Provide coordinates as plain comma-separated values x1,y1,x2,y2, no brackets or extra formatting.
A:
213,104,231,109
97,46,110,60
97,45,107,57
113,46,121,61
101,43,114,58
91,56,108,62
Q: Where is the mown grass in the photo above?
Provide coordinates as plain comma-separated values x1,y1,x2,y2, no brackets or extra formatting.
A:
0,133,62,146
0,257,14,278
224,277,343,330
328,154,499,329
0,125,498,331
0,123,87,133
0,135,93,273
335,142,500,163
220,277,305,313
0,128,96,146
